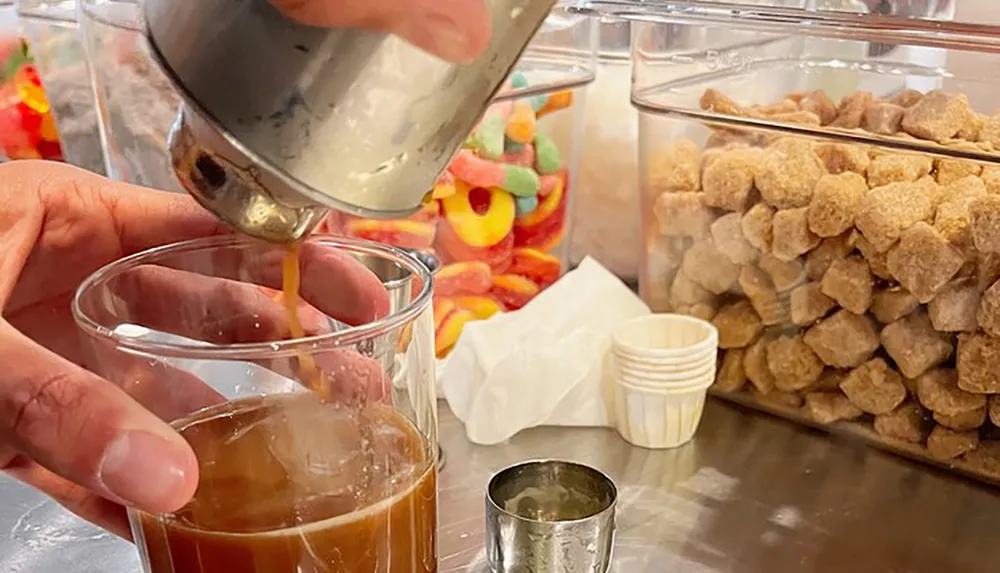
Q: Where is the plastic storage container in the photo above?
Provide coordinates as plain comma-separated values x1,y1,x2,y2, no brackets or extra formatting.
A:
569,20,639,281
627,0,1000,484
16,0,105,172
77,0,181,191
322,5,597,359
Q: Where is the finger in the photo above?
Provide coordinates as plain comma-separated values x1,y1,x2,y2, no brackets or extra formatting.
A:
10,162,389,324
13,160,231,255
204,241,391,325
99,179,231,255
3,161,230,313
19,302,227,423
0,320,198,514
3,453,130,539
96,351,229,423
104,265,332,345
104,266,391,404
270,0,491,64
306,348,393,405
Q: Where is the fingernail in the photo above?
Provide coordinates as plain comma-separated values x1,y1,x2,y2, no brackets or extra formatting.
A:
419,12,480,64
99,431,195,513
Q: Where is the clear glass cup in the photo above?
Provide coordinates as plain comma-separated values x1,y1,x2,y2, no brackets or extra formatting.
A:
73,235,438,573
77,0,182,191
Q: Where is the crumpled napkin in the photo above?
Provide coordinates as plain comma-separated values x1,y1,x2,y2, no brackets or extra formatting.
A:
440,257,650,445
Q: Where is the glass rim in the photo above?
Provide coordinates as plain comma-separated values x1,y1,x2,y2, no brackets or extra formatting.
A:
71,234,433,361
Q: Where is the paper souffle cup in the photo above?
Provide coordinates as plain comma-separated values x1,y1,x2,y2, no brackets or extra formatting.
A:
612,314,718,360
612,342,717,366
615,366,716,390
612,378,711,449
613,348,717,375
615,359,716,386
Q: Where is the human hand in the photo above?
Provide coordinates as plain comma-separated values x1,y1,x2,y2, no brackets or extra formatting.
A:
0,161,390,537
270,0,491,64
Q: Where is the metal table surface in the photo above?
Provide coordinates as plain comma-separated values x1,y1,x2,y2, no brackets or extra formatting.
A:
3,400,1000,573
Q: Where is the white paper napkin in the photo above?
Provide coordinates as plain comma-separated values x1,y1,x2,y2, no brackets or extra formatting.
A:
440,257,650,445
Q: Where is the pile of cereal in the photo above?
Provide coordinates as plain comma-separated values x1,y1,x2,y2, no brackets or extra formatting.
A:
646,86,1000,481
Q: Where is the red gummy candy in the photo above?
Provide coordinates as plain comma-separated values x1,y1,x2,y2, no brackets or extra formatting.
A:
490,274,540,311
435,261,493,296
513,169,568,252
508,248,562,288
408,200,441,224
36,138,63,161
437,223,514,273
343,218,436,250
452,294,504,320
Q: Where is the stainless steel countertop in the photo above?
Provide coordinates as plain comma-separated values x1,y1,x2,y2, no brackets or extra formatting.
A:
3,400,1000,573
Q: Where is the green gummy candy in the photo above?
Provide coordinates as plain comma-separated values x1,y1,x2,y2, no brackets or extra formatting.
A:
529,94,548,112
502,164,540,198
467,113,506,160
504,136,525,154
510,71,529,89
533,133,562,175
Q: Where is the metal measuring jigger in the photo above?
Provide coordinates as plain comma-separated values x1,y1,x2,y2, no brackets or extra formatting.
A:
143,0,557,242
486,460,617,573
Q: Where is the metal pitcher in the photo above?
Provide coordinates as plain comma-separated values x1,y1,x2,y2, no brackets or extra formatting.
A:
143,0,557,242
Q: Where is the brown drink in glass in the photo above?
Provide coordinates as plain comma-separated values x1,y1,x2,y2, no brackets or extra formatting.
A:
135,395,437,573
73,236,439,573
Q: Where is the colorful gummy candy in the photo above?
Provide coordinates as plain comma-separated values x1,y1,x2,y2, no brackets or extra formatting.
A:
0,39,64,162
533,133,561,175
436,261,493,296
490,274,541,311
448,149,539,198
334,79,575,357
505,100,536,144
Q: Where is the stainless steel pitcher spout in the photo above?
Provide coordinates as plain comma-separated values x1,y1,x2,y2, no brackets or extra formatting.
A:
143,0,557,242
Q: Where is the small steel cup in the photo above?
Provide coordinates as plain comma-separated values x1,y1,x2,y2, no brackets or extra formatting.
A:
486,460,617,573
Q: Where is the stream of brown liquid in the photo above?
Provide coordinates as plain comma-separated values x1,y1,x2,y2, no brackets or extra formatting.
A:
280,244,327,399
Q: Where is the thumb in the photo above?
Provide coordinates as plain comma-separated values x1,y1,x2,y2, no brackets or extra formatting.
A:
0,320,198,513
270,0,491,64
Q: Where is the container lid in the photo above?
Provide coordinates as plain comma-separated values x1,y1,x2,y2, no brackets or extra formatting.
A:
572,0,999,52
16,0,77,22
498,1,598,100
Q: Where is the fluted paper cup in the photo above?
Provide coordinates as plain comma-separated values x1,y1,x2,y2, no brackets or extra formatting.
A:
612,314,718,362
615,358,716,387
615,363,717,390
612,377,711,449
614,348,716,377
612,342,717,366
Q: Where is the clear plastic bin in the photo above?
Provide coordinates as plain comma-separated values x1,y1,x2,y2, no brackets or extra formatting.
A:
570,20,639,281
626,0,1000,484
77,0,181,191
322,5,597,359
16,0,105,172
